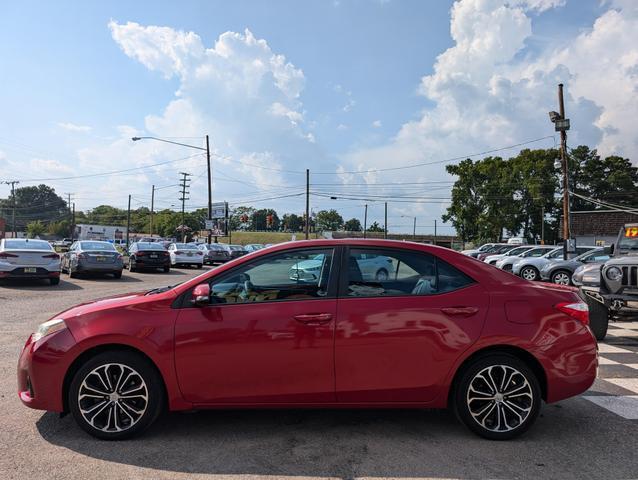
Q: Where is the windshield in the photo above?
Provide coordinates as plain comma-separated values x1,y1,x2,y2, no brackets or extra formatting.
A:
80,241,116,251
545,248,563,259
575,249,603,261
174,243,198,250
509,246,531,256
619,227,638,251
4,239,52,250
137,243,165,250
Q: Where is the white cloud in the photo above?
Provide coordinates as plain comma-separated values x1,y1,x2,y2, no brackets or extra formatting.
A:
29,158,74,174
57,122,92,132
337,123,349,131
372,120,382,128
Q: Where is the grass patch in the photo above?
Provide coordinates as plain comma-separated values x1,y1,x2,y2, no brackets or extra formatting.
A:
213,231,322,245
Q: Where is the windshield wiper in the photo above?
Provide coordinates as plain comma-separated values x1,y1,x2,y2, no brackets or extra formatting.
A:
145,284,181,295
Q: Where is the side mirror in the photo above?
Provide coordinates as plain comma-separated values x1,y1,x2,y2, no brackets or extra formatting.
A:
191,283,210,307
603,245,614,255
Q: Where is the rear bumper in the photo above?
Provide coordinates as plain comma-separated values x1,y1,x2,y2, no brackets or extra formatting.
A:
76,260,123,272
172,255,203,264
0,267,60,279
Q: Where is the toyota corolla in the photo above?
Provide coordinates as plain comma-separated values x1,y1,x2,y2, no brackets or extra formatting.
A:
18,239,597,440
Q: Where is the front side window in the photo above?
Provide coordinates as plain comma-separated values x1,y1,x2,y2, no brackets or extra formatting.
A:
209,248,334,304
345,248,474,298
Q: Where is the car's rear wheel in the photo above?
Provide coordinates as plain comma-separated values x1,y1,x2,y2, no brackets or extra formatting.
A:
454,354,541,440
50,277,60,285
196,263,202,269
520,266,539,281
69,265,78,278
128,259,136,272
585,296,609,340
551,270,571,285
113,270,122,279
68,351,164,440
163,266,170,273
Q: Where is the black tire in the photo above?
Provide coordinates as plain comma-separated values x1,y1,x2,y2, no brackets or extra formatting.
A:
375,268,389,281
196,263,202,269
519,266,539,282
68,350,164,440
550,269,572,286
585,296,609,341
50,277,60,286
69,265,78,279
454,354,541,440
163,266,170,273
113,270,122,279
128,258,136,272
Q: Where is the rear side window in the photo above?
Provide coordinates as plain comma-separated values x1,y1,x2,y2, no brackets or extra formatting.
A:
344,248,474,298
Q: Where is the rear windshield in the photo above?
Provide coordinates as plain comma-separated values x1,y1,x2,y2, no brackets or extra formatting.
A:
80,242,116,251
4,239,52,250
230,245,244,251
174,243,198,249
137,243,166,250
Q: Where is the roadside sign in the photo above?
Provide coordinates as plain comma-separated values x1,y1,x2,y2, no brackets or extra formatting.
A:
205,219,214,230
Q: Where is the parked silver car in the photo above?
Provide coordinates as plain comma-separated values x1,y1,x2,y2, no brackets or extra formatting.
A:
0,238,61,285
512,246,597,281
495,246,556,272
62,241,124,278
484,245,533,265
290,252,393,283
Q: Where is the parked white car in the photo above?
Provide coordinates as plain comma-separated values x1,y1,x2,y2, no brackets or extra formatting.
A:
0,238,61,285
167,242,204,268
483,245,533,265
495,246,556,272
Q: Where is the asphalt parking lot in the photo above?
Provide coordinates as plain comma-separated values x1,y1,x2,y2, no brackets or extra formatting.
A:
1,268,638,480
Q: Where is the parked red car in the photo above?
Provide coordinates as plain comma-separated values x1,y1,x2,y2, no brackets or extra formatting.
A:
18,239,597,440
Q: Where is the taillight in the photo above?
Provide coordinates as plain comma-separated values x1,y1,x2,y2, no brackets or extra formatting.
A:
175,251,183,255
77,253,87,259
137,251,146,257
0,252,18,258
42,253,59,259
555,302,589,326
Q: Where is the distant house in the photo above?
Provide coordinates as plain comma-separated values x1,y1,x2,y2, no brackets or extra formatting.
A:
561,210,638,245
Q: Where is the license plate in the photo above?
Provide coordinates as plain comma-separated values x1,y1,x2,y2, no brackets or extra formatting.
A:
187,253,193,257
150,254,158,259
96,256,107,262
24,267,37,273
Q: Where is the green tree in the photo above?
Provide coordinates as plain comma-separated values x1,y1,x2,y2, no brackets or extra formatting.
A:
282,213,304,231
47,220,71,237
344,218,362,231
0,184,67,231
26,220,46,238
367,221,384,232
315,209,344,231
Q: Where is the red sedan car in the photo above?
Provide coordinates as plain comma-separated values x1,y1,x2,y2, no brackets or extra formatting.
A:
18,239,597,440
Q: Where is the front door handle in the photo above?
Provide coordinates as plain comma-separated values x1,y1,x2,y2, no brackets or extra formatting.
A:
294,313,333,325
441,307,479,317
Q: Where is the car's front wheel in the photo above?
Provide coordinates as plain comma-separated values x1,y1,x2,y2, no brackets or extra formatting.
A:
68,351,164,440
519,266,539,281
551,270,571,285
454,354,541,440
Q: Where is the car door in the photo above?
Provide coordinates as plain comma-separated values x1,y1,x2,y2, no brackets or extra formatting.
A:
335,247,488,403
174,246,340,404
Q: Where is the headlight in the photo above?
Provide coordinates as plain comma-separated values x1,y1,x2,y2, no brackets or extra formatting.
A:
606,266,623,282
32,318,67,342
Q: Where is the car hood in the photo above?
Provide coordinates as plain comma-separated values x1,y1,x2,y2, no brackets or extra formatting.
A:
515,257,552,267
292,259,322,270
54,290,174,319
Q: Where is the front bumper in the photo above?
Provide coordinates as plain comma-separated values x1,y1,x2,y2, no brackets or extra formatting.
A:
17,328,77,412
581,286,638,313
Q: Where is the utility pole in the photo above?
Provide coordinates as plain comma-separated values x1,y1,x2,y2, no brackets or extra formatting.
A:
3,180,20,238
150,185,155,237
541,205,545,245
384,202,388,239
434,220,437,245
413,217,417,240
178,172,192,242
206,135,213,244
71,203,76,241
305,169,310,240
64,193,74,239
363,204,368,239
558,84,569,243
126,195,131,249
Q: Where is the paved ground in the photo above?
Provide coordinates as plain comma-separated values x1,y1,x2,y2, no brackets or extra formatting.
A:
1,269,638,480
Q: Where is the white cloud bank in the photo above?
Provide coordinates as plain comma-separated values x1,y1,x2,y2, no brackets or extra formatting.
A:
57,122,92,132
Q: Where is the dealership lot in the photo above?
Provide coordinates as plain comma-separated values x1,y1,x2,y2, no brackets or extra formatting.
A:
1,269,637,479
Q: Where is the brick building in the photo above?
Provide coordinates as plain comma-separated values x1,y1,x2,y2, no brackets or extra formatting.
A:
561,210,638,245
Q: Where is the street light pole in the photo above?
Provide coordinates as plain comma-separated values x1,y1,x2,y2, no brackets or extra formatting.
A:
206,135,213,244
413,217,416,239
305,169,310,240
363,204,368,239
150,184,155,237
557,83,570,246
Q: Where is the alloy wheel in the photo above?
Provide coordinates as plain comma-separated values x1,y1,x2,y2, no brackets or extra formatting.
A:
552,271,570,285
77,363,148,433
375,269,389,281
466,365,533,433
520,267,538,281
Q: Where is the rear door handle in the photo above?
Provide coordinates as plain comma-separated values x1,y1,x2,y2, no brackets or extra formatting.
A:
294,313,333,325
441,307,479,317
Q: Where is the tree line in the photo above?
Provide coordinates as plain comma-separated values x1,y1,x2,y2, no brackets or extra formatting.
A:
442,146,638,244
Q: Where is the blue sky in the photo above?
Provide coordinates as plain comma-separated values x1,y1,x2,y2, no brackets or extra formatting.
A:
0,0,636,233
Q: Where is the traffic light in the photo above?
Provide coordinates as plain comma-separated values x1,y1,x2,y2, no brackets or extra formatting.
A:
266,214,273,228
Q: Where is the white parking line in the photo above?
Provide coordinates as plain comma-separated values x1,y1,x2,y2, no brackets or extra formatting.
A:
598,343,632,353
605,378,638,394
583,396,638,420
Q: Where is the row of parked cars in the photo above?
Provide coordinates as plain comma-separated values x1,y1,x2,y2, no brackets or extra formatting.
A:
0,238,269,284
463,242,609,285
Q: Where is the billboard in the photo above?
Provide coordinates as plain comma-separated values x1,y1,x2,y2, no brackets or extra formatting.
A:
207,202,228,236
